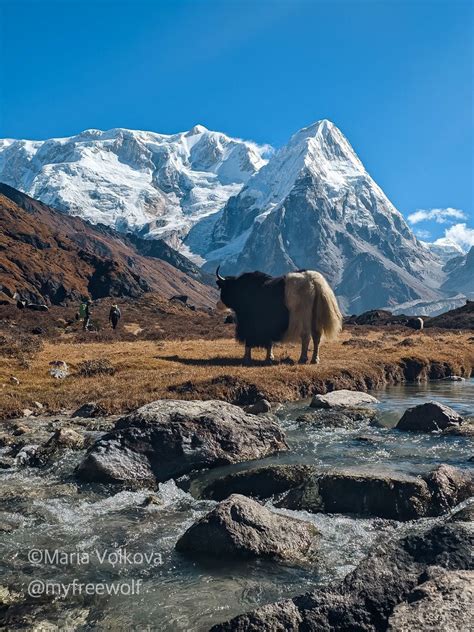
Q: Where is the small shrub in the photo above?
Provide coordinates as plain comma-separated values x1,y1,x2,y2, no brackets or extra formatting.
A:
76,358,116,377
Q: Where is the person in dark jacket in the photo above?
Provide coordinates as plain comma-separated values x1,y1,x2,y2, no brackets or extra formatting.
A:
81,299,92,331
109,304,121,330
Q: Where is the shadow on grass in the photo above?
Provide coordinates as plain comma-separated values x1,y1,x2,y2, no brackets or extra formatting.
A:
155,355,296,367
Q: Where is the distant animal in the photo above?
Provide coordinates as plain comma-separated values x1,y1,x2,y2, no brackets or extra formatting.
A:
406,317,424,331
216,268,343,365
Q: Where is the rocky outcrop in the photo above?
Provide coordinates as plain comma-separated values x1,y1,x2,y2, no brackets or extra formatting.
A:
210,521,474,631
277,465,473,520
387,568,474,632
396,401,464,432
310,390,379,410
76,400,288,486
175,494,319,564
196,464,473,519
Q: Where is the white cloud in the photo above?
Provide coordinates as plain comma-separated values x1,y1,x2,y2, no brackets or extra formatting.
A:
407,207,466,225
433,223,474,252
415,228,431,239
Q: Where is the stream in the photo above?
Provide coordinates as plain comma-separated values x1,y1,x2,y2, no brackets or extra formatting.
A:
0,380,473,630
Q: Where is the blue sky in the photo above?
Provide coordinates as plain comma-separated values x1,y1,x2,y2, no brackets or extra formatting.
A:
0,0,472,247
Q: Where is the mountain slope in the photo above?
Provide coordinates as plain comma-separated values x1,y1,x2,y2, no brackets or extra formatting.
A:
0,184,217,307
203,120,444,312
441,247,474,296
0,126,269,252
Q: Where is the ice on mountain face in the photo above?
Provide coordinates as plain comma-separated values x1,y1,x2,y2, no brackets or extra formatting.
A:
205,119,444,312
0,126,268,250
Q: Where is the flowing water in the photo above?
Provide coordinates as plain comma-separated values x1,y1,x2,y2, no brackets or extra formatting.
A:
0,380,473,630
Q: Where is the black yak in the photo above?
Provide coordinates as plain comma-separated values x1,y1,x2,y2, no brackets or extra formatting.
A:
216,268,342,365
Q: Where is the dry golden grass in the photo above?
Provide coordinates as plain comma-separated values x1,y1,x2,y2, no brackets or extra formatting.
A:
0,328,472,419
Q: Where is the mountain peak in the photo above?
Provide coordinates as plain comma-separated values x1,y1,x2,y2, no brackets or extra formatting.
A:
187,124,208,136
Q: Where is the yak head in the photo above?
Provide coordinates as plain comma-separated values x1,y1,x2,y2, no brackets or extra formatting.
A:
215,266,239,310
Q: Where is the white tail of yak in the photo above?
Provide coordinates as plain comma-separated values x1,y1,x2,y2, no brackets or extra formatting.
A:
312,272,343,340
284,270,342,363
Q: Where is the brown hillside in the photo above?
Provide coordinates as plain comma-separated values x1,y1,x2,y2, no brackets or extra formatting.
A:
0,184,217,308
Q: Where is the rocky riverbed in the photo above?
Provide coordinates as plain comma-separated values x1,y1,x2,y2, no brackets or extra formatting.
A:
0,380,473,630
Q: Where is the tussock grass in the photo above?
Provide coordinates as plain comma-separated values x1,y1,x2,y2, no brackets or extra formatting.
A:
0,329,472,419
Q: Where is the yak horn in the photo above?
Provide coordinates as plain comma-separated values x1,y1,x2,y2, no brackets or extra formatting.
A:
216,266,225,282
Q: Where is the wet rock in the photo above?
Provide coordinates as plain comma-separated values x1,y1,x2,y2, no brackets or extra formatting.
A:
211,522,473,631
442,421,474,437
243,398,272,414
395,401,464,432
424,464,474,515
72,402,105,418
22,409,33,418
442,375,465,381
311,389,379,409
277,465,473,520
11,423,29,436
278,467,432,520
387,568,474,632
14,444,39,467
44,427,84,450
296,408,378,429
176,494,319,564
76,400,288,486
197,465,316,501
449,503,474,522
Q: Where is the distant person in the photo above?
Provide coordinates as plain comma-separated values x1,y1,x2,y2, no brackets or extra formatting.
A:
109,304,121,330
80,299,92,331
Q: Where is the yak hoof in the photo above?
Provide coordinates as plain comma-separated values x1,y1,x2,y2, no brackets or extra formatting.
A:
298,357,308,365
311,357,320,365
264,358,274,366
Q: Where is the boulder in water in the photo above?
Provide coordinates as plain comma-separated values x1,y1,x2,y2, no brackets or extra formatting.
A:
395,401,464,432
277,464,473,520
175,494,319,564
197,464,316,501
310,389,379,409
76,400,288,486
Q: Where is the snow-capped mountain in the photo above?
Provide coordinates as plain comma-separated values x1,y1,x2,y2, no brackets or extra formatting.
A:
0,119,452,313
0,125,269,253
203,120,444,312
422,239,465,264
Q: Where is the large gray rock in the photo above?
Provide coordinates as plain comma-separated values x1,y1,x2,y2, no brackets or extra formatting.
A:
76,400,288,486
278,464,473,520
175,494,319,564
310,390,379,410
387,568,474,632
197,464,316,501
395,401,464,432
211,522,474,631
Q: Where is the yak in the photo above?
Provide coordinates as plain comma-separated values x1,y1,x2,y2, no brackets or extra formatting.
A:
216,268,343,365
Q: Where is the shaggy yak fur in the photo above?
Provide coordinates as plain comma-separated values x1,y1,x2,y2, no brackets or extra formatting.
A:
216,269,342,364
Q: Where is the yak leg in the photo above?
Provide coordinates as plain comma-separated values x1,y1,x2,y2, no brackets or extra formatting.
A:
243,346,252,365
311,328,322,364
298,333,310,364
265,344,274,365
